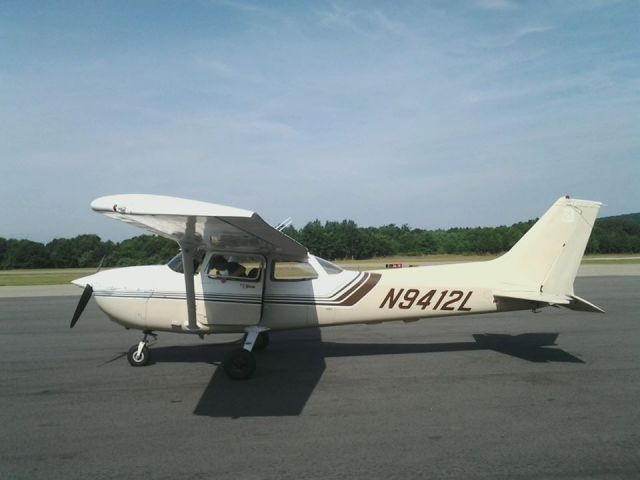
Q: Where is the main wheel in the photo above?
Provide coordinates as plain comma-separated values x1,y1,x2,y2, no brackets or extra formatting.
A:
223,348,256,380
127,344,150,367
253,331,270,351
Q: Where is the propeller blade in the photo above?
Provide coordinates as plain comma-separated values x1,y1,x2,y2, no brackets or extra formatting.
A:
70,285,93,328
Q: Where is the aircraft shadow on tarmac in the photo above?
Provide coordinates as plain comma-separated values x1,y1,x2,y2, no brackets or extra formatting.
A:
144,329,583,418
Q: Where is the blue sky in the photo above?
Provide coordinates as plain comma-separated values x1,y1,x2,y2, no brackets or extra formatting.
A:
1,0,638,242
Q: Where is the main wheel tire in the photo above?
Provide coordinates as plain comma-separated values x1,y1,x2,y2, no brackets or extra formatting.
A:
223,348,256,380
127,344,150,367
253,331,270,351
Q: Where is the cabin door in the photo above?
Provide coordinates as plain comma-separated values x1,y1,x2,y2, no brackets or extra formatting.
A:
198,253,265,327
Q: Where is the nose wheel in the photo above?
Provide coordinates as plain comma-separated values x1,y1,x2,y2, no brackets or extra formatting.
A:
127,344,150,366
127,331,156,367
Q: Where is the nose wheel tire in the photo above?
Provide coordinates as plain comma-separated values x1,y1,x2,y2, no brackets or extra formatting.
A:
223,348,256,380
127,344,151,367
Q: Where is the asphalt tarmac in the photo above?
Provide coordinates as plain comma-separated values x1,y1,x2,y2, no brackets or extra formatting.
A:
1,276,639,479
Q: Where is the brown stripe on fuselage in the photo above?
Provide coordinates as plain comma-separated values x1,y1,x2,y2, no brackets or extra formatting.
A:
314,272,381,307
265,272,381,307
331,272,369,303
264,271,364,302
324,271,365,300
339,272,381,306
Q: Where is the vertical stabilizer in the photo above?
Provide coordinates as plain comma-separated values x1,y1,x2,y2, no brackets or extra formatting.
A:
495,196,602,296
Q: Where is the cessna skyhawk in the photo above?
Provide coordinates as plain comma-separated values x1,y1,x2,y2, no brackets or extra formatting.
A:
71,194,603,379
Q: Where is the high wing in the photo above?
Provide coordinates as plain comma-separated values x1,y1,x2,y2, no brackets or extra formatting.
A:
91,194,307,260
91,194,307,332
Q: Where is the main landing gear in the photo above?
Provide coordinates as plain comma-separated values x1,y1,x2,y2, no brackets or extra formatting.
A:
223,328,270,380
127,331,157,367
124,328,268,380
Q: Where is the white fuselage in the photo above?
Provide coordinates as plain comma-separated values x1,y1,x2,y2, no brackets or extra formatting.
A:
75,253,530,335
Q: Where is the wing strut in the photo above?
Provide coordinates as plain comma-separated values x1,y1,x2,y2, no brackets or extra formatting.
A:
181,245,199,331
181,216,199,331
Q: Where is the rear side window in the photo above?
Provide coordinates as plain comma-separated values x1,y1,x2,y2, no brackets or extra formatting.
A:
272,261,318,281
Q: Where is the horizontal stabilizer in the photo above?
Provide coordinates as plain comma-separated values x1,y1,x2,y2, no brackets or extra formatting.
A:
493,290,604,313
494,290,570,305
567,294,605,313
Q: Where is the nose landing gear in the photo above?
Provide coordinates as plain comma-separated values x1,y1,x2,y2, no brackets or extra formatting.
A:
127,331,157,367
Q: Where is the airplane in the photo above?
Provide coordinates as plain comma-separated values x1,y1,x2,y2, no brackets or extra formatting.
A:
70,194,604,379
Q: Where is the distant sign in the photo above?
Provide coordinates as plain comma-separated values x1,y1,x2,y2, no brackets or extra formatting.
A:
385,263,403,269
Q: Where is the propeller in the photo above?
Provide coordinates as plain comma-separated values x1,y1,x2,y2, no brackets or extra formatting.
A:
70,284,93,328
70,256,106,328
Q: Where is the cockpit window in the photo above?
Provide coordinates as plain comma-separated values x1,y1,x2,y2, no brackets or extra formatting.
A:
167,250,205,274
316,257,343,275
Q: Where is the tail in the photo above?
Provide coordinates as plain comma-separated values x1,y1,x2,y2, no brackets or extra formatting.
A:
493,196,604,313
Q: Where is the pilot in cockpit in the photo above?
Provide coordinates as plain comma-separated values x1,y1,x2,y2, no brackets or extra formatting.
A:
209,255,246,279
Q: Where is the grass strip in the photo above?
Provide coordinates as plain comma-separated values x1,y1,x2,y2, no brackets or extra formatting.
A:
1,255,638,286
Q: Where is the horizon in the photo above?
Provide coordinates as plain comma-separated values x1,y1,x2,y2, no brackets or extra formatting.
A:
3,205,638,245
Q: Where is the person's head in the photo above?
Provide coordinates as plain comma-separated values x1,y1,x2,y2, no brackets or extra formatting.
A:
227,261,245,275
210,255,228,270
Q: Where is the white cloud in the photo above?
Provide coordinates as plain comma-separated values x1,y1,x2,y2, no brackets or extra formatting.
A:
192,56,234,77
317,4,409,36
515,25,554,38
473,0,517,11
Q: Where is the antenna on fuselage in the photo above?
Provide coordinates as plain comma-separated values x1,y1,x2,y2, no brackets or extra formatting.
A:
96,255,106,273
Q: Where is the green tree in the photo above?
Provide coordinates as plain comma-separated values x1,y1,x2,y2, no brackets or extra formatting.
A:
3,239,50,268
0,237,6,267
107,235,177,267
47,234,113,268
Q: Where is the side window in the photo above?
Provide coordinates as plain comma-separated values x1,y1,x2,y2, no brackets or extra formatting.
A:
272,260,319,281
207,254,264,281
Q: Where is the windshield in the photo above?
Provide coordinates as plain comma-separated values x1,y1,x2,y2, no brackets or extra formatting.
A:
167,250,205,274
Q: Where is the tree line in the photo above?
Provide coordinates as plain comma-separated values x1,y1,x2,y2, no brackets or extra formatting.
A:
1,212,638,269
282,212,640,259
0,235,177,269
